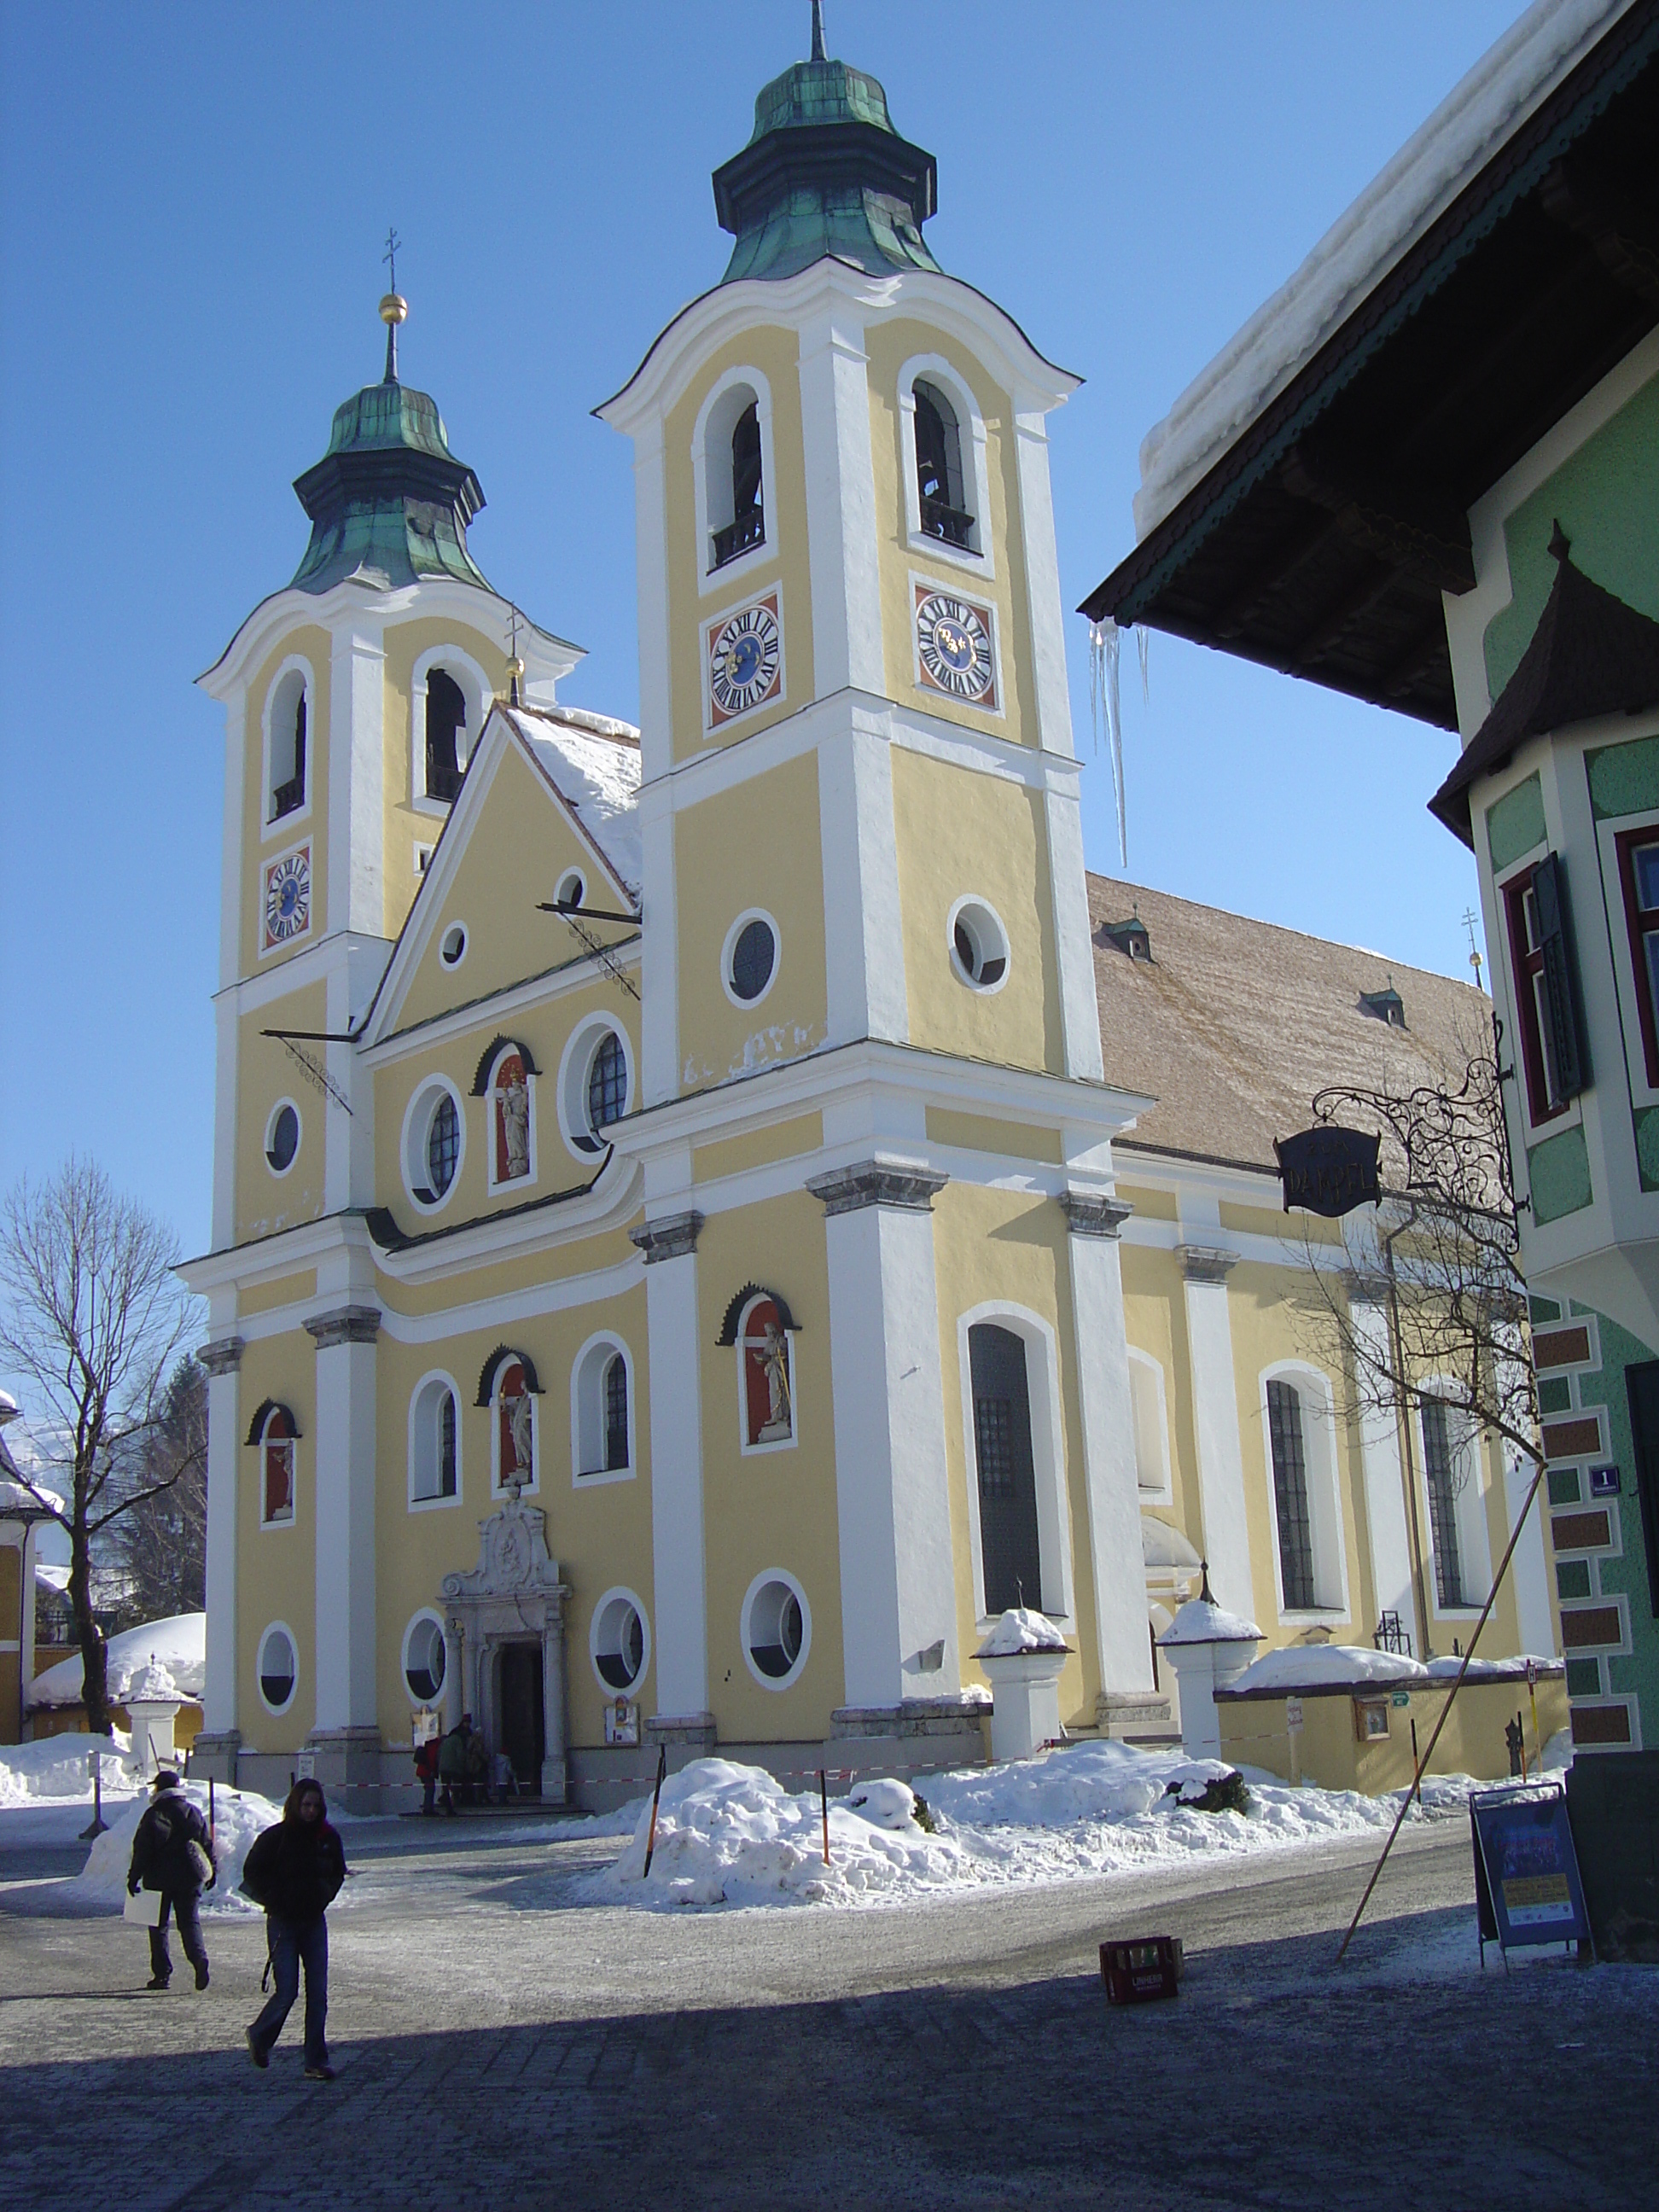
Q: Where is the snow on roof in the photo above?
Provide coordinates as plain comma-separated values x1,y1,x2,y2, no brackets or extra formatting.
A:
1132,0,1627,540
27,1611,205,1709
507,704,643,897
1158,1594,1263,1647
1227,1643,1428,1692
977,1606,1068,1657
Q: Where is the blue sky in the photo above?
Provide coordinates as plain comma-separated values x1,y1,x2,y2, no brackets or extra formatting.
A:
0,1,1521,1260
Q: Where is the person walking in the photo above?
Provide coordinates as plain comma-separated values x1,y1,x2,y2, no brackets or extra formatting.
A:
241,1778,347,2081
437,1714,471,1813
125,1768,216,1992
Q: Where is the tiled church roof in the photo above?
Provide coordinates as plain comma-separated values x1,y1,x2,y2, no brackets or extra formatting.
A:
1088,874,1488,1175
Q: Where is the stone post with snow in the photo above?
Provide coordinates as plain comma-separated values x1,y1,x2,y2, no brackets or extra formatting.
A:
125,1657,186,1778
976,1609,1070,1761
1155,1569,1261,1762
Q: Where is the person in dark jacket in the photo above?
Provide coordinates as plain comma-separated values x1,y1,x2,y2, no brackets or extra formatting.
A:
436,1715,472,1813
126,1769,215,1991
413,1735,439,1815
241,1778,346,2081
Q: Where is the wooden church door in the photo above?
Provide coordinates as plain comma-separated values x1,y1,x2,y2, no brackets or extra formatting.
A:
969,1323,1042,1615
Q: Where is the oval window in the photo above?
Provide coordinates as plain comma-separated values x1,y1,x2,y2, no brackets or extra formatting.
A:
585,1032,627,1144
426,1093,460,1197
265,1103,300,1174
440,923,468,968
744,1574,809,1687
950,899,1009,991
592,1592,648,1692
554,870,585,911
258,1624,297,1714
404,1615,446,1703
728,917,777,1004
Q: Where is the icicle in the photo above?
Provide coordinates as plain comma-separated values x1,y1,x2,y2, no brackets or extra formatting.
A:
1088,618,1127,869
1137,624,1150,706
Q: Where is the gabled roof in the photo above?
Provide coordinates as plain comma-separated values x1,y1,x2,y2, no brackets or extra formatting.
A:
1429,528,1659,841
1088,874,1488,1176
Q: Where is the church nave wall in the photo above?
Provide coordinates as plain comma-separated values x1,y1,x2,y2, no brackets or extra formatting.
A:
234,1329,316,1758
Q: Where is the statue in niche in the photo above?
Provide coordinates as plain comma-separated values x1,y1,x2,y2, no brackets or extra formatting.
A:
495,1057,530,1182
497,1359,534,1486
740,1297,793,1447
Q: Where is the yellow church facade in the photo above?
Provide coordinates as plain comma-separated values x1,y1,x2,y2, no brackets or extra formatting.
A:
183,32,1557,1807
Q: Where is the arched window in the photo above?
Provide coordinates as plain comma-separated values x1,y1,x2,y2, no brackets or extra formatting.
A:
410,1376,460,1505
703,381,765,572
1418,1393,1488,1612
914,380,972,550
268,667,308,822
492,1357,538,1493
1262,1367,1348,1616
969,1322,1040,1614
259,1406,295,1528
1127,1351,1171,1495
587,1033,626,1139
572,1336,633,1481
1266,1379,1315,1610
488,1047,534,1188
424,667,468,802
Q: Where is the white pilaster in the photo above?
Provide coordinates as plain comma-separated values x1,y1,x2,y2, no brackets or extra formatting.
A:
798,306,884,697
1179,1246,1254,1615
200,1339,243,1736
1504,1444,1557,1656
812,1168,959,1707
1064,1208,1156,1697
1348,1295,1417,1641
327,624,386,938
1011,404,1075,760
307,1307,379,1731
211,993,240,1252
639,782,679,1105
1044,777,1106,1082
817,712,908,1047
632,417,672,782
637,1220,709,1718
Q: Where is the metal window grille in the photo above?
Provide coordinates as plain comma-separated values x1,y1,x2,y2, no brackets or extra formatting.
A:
1266,1379,1315,1610
974,1396,1016,1498
587,1033,626,1135
1420,1398,1465,1610
604,1354,629,1472
439,1392,457,1499
426,1094,459,1195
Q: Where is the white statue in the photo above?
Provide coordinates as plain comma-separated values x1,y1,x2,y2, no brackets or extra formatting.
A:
507,1385,533,1476
499,1069,529,1179
754,1321,792,1443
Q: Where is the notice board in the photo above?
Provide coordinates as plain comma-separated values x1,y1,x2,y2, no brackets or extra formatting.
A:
1470,1783,1591,1957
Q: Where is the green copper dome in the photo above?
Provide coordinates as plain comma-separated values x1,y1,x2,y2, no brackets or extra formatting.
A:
713,20,939,285
289,323,491,597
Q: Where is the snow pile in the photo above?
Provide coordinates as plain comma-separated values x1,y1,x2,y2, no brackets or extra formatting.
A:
125,1657,183,1703
28,1612,205,1710
581,1745,1457,1914
977,1607,1067,1656
0,1733,142,1810
1229,1644,1427,1691
74,1784,284,1913
1158,1594,1262,1646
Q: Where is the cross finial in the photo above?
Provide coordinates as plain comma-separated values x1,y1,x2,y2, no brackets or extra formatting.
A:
506,607,525,707
810,0,826,61
383,227,400,292
378,229,408,383
1462,905,1484,989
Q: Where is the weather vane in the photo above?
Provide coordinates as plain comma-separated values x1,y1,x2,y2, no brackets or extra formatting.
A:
506,607,525,708
1463,906,1485,990
383,227,401,292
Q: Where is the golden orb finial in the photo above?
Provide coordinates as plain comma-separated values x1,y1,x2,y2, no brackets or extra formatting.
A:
380,291,408,327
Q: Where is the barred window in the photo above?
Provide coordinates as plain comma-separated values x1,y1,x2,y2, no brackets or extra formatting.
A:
974,1396,1016,1498
1266,1379,1315,1611
426,1093,459,1197
1421,1398,1466,1610
604,1354,629,1473
587,1033,627,1137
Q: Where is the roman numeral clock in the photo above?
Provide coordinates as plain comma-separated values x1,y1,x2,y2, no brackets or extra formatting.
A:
914,585,997,708
705,591,783,731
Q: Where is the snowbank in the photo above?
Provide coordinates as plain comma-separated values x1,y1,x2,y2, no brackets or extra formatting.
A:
1159,1594,1262,1646
0,1732,141,1810
1229,1644,1427,1691
581,1746,1457,1914
73,1783,283,1913
977,1607,1067,1656
27,1612,205,1709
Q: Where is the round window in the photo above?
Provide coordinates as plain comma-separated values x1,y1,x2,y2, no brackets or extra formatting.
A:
258,1624,297,1714
727,916,777,1004
743,1573,810,1688
404,1615,446,1703
554,870,585,911
265,1102,300,1174
585,1032,627,1146
440,923,468,968
949,899,1009,991
591,1591,649,1693
426,1093,459,1197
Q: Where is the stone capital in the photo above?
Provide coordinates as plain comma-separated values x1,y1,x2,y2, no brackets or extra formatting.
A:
1058,1191,1133,1239
629,1210,705,1265
806,1160,949,1217
303,1304,381,1349
1178,1244,1239,1286
197,1336,245,1377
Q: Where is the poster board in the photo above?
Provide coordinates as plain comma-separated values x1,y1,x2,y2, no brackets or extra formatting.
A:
1470,1783,1591,1959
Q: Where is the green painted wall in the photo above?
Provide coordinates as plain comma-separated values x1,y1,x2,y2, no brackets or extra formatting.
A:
1561,1301,1659,1743
1485,771,1546,873
1528,1122,1592,1224
1586,733,1659,823
1484,371,1659,701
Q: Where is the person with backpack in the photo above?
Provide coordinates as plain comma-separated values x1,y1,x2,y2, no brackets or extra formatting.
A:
125,1768,217,1992
240,1778,347,2081
413,1733,439,1814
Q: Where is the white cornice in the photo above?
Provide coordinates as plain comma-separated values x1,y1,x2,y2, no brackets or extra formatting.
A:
363,937,643,1070
367,1150,644,1286
213,929,392,1018
597,261,1080,434
179,1208,374,1296
197,575,583,701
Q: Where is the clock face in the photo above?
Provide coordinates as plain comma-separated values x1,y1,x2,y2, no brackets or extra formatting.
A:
915,588,996,707
707,593,783,730
263,846,311,951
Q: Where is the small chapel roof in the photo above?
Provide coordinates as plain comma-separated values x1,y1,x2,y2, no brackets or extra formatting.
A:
1088,873,1489,1178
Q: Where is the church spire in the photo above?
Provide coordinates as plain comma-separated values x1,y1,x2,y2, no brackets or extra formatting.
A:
810,0,825,62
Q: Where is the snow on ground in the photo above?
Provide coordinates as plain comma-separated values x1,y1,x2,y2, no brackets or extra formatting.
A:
580,1743,1478,1914
74,1784,285,1914
0,1733,138,1810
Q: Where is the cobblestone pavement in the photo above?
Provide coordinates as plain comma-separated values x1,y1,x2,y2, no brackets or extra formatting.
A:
2,1817,1654,2211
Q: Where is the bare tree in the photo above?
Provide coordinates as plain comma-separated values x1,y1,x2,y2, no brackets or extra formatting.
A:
110,1355,207,1627
0,1161,201,1733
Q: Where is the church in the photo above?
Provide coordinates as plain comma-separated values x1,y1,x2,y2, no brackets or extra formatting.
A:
182,19,1557,1808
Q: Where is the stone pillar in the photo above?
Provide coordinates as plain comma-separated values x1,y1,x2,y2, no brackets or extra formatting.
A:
194,1335,244,1778
1059,1195,1167,1737
1346,1283,1421,1650
1178,1246,1254,1617
1157,1585,1262,1763
632,1212,713,1736
541,1606,568,1806
442,1615,464,1733
305,1305,381,1802
807,1161,960,1712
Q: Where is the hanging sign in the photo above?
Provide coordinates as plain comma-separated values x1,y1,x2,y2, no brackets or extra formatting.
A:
1274,1126,1382,1218
1470,1783,1591,1961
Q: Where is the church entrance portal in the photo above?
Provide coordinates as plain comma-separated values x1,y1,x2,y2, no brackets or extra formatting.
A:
499,1643,544,1787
